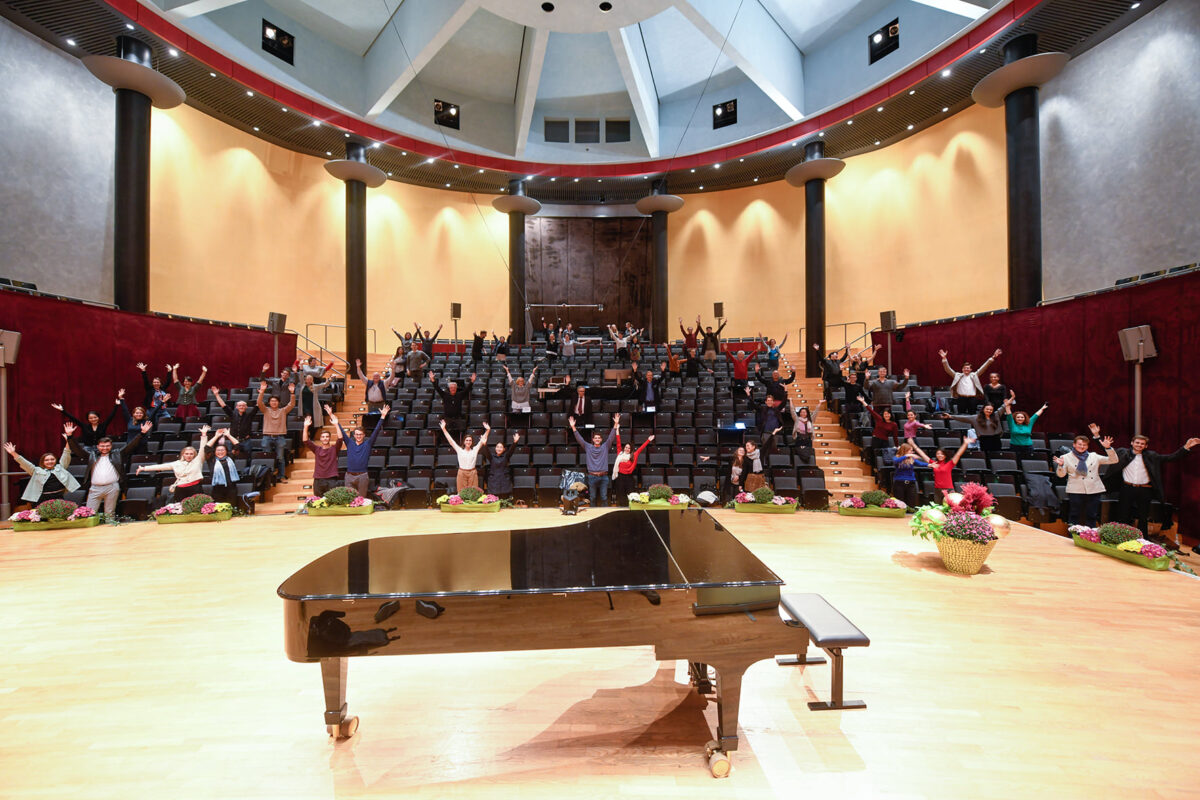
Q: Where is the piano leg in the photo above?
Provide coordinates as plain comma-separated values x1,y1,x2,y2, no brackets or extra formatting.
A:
710,661,750,754
320,657,359,739
687,661,713,694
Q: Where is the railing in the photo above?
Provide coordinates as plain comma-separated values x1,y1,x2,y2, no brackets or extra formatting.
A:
1,283,118,310
288,329,349,378
797,321,868,352
305,323,377,356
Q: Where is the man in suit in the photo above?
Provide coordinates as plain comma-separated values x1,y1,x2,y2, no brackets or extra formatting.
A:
565,384,594,420
68,422,151,515
631,364,669,411
1100,426,1199,545
429,371,475,438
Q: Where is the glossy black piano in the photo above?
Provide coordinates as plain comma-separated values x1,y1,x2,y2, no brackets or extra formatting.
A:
278,508,807,775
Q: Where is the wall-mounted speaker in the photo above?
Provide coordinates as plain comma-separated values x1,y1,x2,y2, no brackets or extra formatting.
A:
1118,325,1157,361
266,312,287,334
880,310,897,332
0,329,20,365
450,302,462,320
714,302,724,319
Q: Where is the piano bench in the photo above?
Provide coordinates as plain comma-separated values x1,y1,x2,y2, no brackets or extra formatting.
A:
775,593,870,711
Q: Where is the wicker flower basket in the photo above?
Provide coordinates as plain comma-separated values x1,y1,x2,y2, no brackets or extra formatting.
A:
734,502,798,514
838,506,906,518
308,504,374,516
438,502,501,513
1071,534,1171,571
935,536,998,575
11,516,102,532
155,510,234,524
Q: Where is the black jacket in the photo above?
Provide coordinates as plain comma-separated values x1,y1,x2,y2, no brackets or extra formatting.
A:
1104,446,1193,501
432,379,473,419
565,392,595,420
631,371,668,408
68,431,145,489
763,370,795,403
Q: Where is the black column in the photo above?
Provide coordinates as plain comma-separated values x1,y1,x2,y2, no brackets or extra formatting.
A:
112,36,153,313
1004,34,1043,310
803,142,827,378
345,142,368,368
507,179,527,342
649,179,669,344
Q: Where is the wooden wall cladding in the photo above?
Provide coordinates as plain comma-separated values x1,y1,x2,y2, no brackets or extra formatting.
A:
525,217,652,333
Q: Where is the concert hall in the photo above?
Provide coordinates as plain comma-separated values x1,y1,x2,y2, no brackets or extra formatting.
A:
1,0,1198,796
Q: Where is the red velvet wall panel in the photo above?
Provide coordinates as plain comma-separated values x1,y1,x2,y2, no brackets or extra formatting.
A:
0,291,295,498
872,271,1200,539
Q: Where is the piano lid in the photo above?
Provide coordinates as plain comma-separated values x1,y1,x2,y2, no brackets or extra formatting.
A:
277,508,782,601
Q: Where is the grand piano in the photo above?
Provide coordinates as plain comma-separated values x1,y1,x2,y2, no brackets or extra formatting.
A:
278,508,808,775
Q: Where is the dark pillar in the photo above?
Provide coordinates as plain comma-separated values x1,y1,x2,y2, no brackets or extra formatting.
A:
650,179,669,344
344,142,368,368
507,179,527,342
803,142,827,378
1004,34,1043,310
112,36,153,313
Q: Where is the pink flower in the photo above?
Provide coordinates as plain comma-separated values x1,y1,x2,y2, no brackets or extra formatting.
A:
200,502,217,515
735,492,755,503
881,498,907,509
1079,529,1100,543
12,509,40,522
349,496,368,508
841,497,866,509
1140,543,1167,559
305,495,321,504
482,495,499,504
69,506,96,519
669,495,682,505
447,495,464,505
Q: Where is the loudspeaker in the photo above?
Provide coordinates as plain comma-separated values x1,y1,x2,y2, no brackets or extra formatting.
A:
0,330,20,365
880,310,897,332
714,302,724,319
266,312,287,334
450,302,462,320
1118,325,1157,361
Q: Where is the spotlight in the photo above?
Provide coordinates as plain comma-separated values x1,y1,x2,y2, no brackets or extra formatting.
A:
869,18,899,64
873,33,883,44
125,23,134,30
246,90,254,97
312,120,321,127
66,38,76,46
942,69,952,77
262,19,294,65
712,98,737,129
434,99,461,129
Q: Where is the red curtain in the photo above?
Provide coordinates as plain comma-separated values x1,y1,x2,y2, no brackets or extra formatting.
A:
872,271,1200,540
1,292,295,495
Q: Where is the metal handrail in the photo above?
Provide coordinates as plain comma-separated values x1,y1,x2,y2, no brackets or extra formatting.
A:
797,321,868,351
305,323,377,355
287,329,349,378
1,283,118,309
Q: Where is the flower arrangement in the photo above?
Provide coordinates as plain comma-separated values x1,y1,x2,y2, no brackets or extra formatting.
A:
628,485,692,509
1068,525,1187,572
437,486,501,512
305,486,374,515
838,492,906,517
939,511,998,544
909,482,1008,575
729,486,797,513
9,501,100,530
154,497,233,523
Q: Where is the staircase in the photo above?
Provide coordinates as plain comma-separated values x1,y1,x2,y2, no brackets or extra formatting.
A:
781,354,880,503
251,353,390,515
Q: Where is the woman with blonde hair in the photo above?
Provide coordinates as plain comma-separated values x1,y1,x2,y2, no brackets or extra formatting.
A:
137,424,210,502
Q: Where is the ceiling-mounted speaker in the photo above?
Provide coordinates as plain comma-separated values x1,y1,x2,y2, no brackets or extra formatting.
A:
1118,325,1157,361
714,302,724,319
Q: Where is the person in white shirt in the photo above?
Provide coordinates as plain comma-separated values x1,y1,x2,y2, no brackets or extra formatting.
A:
939,348,1001,414
1054,427,1118,527
1101,425,1199,545
138,424,210,503
439,419,490,492
66,421,152,514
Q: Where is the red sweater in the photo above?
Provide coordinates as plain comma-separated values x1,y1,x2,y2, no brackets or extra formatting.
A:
868,407,899,441
726,351,752,380
614,434,650,475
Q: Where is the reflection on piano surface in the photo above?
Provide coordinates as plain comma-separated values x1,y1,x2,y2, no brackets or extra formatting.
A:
278,509,808,775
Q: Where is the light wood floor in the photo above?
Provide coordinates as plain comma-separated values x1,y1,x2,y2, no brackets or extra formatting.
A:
2,509,1198,799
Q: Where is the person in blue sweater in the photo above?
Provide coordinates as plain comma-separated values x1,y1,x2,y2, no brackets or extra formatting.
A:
569,413,621,506
338,406,388,498
891,442,930,510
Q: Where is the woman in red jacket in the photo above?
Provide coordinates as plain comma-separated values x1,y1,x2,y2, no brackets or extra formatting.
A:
612,432,655,502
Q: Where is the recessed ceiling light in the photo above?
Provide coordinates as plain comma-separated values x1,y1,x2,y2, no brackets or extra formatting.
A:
478,169,485,173
873,32,883,44
209,72,217,78
698,185,704,190
978,48,987,54
253,126,259,131
875,140,881,146
445,183,451,187
753,177,759,182
125,23,134,30
550,177,556,181
387,172,393,176
907,124,915,130
597,179,602,183
791,142,797,146
714,163,721,169
281,107,288,112
425,158,436,164
690,168,696,173
66,38,76,47
453,164,460,169
401,151,407,156
246,90,254,97
573,178,580,182
168,48,178,57
847,120,853,125
325,151,332,156
312,120,320,127
525,174,533,180
877,106,884,112
1131,2,1140,7
344,132,350,138
942,69,952,77
909,89,916,96
818,132,825,137
372,143,380,149
942,106,949,112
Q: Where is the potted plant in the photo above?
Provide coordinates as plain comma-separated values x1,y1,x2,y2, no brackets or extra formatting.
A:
1069,523,1185,572
437,486,501,512
628,483,692,509
304,486,374,516
838,489,907,517
731,486,798,514
9,499,100,532
154,493,234,524
910,483,1011,575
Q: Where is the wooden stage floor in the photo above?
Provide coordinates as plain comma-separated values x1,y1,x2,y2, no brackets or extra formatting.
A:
1,509,1198,800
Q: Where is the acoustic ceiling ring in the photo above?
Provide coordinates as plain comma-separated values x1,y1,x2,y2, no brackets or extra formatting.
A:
81,55,185,109
971,52,1069,108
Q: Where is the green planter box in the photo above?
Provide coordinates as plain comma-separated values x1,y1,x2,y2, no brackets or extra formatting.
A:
307,504,374,516
1072,533,1171,571
439,502,502,513
628,501,692,510
838,506,906,518
155,510,234,524
11,515,102,532
734,502,798,514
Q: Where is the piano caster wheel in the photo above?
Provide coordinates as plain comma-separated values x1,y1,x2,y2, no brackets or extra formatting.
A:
705,741,731,779
327,715,359,740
